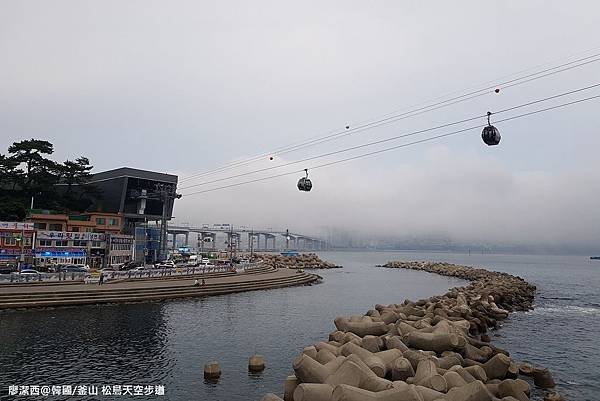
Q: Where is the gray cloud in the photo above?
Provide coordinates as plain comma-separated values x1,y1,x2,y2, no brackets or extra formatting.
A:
1,0,599,250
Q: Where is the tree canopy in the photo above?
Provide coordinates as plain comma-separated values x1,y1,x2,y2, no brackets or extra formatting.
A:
0,139,97,220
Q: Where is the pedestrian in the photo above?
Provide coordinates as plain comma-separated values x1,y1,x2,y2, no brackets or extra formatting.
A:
202,278,206,286
98,271,104,286
193,279,200,287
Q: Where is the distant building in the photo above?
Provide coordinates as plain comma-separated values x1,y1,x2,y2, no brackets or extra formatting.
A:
0,222,35,267
83,167,179,233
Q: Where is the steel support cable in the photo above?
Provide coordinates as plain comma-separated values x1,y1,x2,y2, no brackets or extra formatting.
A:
181,93,600,196
179,53,600,183
179,83,600,190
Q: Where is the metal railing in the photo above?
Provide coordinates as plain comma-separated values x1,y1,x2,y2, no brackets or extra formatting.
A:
0,262,262,284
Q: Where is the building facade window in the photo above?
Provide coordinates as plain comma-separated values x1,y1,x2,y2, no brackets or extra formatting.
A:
91,241,102,248
96,218,106,225
39,240,52,247
49,223,63,231
4,238,17,246
34,222,47,230
55,240,68,247
71,227,80,232
73,240,87,247
109,218,119,226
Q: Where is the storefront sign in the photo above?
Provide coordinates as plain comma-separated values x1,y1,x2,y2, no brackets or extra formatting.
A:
35,248,87,257
0,232,34,238
37,231,106,241
0,222,35,230
0,249,34,256
110,236,133,245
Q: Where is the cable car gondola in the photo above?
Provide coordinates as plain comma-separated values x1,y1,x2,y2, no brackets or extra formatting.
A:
297,169,312,192
482,111,501,146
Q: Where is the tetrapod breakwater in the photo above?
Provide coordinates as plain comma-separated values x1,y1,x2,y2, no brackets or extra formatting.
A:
260,260,564,401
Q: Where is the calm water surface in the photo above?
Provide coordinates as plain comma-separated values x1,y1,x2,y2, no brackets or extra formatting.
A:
0,251,598,400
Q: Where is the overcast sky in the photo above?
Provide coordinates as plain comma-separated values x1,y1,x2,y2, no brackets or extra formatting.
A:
1,1,599,250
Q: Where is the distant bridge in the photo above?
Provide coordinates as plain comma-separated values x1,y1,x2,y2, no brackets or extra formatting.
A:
166,224,327,252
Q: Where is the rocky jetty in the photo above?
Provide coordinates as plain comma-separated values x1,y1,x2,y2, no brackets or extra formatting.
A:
260,261,564,401
260,253,342,270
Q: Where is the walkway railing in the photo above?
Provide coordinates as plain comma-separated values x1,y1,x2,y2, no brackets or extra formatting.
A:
0,262,263,284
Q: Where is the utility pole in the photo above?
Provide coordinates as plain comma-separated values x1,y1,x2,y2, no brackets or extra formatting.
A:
154,184,182,262
228,225,234,261
250,229,254,260
286,229,290,251
17,225,26,273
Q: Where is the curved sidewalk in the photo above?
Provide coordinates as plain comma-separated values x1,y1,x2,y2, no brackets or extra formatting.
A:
0,267,320,309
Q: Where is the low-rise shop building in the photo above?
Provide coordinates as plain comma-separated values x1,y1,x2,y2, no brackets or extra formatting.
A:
0,222,35,267
34,230,107,268
107,234,134,267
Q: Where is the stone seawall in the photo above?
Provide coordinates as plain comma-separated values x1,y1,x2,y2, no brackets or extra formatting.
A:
260,253,342,270
261,261,564,401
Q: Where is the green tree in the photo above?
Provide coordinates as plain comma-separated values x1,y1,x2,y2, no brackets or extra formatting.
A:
7,139,56,191
1,139,98,216
59,156,97,211
0,154,23,190
61,156,93,196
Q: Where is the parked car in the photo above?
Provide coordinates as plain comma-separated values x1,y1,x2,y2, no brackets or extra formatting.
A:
155,261,176,269
120,261,142,271
0,265,17,274
62,265,88,273
19,269,40,275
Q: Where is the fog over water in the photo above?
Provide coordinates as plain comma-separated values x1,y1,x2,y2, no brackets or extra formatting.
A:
1,1,599,250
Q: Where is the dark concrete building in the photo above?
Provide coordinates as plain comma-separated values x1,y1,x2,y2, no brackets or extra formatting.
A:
85,167,179,234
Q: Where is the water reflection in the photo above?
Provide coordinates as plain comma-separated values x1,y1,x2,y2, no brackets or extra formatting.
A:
0,303,173,400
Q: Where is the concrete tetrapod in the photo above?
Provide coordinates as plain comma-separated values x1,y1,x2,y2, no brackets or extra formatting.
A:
445,380,494,401
332,384,423,401
391,357,415,381
343,354,393,391
443,370,468,390
482,353,511,380
203,361,221,380
283,375,299,401
413,359,447,393
339,342,386,377
249,355,266,373
316,349,337,364
498,379,529,401
325,356,393,392
293,383,334,401
293,354,345,383
532,367,556,388
405,331,462,353
334,317,389,337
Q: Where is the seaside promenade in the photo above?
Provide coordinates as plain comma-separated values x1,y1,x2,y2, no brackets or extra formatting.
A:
0,265,320,309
